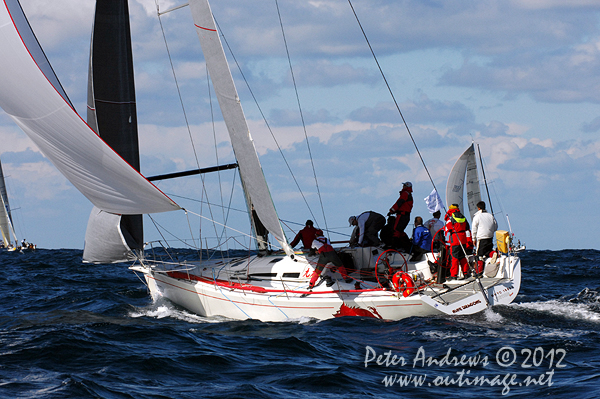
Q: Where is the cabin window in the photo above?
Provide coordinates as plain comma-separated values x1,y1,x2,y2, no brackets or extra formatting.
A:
249,273,278,278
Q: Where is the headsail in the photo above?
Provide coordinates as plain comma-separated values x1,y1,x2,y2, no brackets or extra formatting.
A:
188,0,292,255
465,146,481,220
446,144,482,221
84,206,137,263
84,0,143,262
0,159,17,247
0,0,180,215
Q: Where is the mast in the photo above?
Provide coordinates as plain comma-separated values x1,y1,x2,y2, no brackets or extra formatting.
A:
476,143,494,215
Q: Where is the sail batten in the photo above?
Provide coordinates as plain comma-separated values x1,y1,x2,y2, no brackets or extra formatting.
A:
0,0,180,216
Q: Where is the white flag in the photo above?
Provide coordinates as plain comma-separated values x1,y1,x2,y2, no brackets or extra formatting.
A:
424,189,444,213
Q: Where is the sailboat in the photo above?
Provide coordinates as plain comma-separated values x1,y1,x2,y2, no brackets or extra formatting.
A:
0,158,19,251
446,143,524,253
0,0,521,321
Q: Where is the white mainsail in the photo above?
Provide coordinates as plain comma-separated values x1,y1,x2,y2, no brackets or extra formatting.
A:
446,144,482,221
189,0,292,255
0,0,180,216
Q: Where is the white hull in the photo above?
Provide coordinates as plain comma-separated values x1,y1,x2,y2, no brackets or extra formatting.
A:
132,248,521,322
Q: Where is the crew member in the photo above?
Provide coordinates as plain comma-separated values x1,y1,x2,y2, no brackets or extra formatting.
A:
388,182,413,249
410,216,432,261
290,220,318,250
472,201,498,275
309,230,352,289
444,204,473,280
348,211,386,247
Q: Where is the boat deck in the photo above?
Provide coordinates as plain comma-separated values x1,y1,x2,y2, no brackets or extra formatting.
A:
423,277,509,304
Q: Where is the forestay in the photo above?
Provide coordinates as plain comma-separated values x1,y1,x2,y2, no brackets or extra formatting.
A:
0,0,180,215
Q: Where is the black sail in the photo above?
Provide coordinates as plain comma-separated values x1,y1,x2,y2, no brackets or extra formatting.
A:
86,0,143,256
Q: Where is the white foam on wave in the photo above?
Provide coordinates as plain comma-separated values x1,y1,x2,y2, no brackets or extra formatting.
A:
283,316,317,324
422,331,467,340
129,301,230,324
515,300,600,323
483,307,504,323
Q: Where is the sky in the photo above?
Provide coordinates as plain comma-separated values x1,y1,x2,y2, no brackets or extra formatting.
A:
0,0,599,250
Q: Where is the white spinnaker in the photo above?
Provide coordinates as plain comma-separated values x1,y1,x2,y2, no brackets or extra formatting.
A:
189,0,292,255
0,0,180,215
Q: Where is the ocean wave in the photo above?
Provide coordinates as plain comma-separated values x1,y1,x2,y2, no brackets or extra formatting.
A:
514,300,600,323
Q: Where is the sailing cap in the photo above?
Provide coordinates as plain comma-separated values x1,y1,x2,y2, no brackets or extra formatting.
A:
449,204,459,210
305,220,314,226
348,216,357,226
403,182,412,188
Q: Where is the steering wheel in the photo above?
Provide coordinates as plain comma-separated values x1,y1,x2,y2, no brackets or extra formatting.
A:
374,249,407,289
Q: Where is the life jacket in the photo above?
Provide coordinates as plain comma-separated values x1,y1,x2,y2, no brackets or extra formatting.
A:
445,211,472,247
392,188,413,214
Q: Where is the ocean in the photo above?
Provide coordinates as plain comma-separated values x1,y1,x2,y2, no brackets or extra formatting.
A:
0,249,598,398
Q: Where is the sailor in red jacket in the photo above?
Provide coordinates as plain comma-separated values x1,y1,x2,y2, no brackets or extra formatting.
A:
290,220,318,250
388,182,413,248
308,230,352,289
444,204,474,279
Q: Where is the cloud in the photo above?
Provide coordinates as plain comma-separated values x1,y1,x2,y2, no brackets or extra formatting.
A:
581,116,600,133
440,43,600,103
269,108,339,126
349,95,475,125
3,0,600,249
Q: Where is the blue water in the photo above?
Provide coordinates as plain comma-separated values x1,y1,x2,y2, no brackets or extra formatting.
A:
1,249,599,398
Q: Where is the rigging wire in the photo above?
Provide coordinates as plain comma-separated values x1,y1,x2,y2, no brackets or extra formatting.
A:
214,19,320,226
476,143,494,215
154,1,200,170
274,0,329,236
347,0,440,197
186,208,283,252
154,1,229,257
165,191,247,214
207,66,231,253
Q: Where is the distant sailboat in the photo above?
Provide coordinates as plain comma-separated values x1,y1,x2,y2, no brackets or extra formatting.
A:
0,158,18,250
0,0,522,321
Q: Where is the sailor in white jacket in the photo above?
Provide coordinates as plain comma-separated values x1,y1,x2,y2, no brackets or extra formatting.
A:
471,201,498,273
